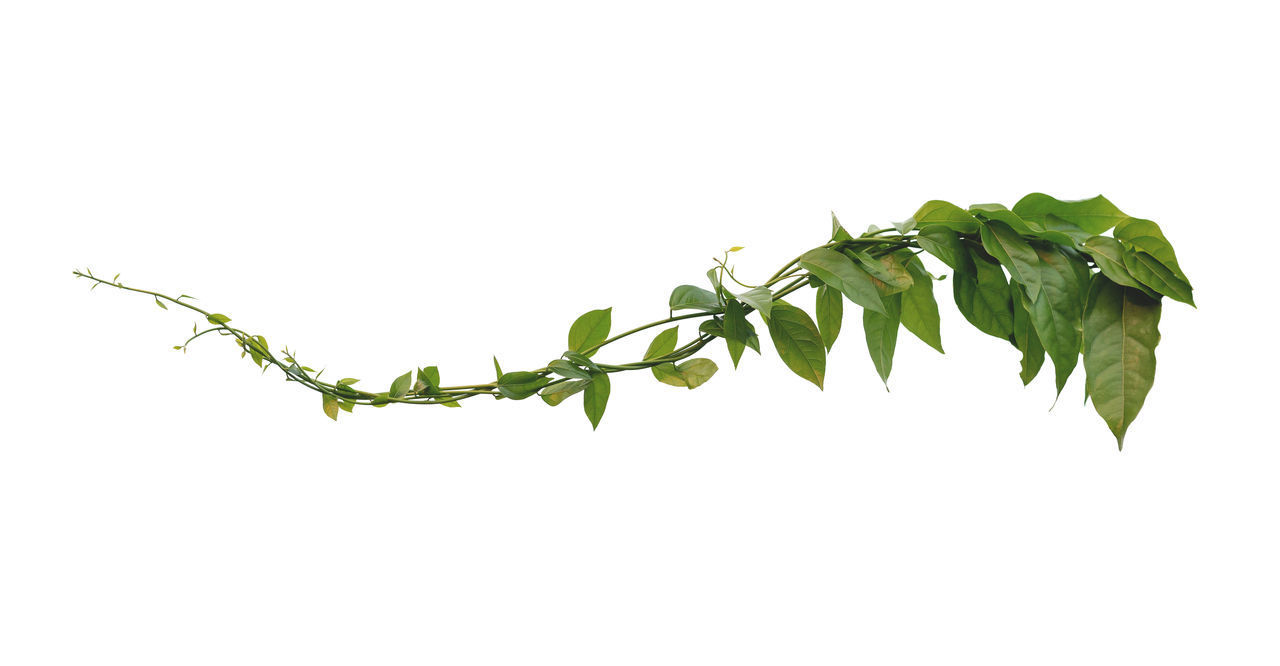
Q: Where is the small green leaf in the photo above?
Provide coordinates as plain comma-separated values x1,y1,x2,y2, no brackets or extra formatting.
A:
207,314,231,325
831,212,854,242
154,297,168,310
734,286,773,319
389,371,413,399
815,284,843,352
337,377,360,386
728,246,745,253
562,351,603,375
1083,275,1162,449
338,399,355,413
549,359,592,380
583,372,610,430
798,248,886,315
899,257,943,353
541,379,589,406
644,326,680,361
322,393,340,421
493,356,503,379
669,285,722,312
765,301,826,389
567,307,612,357
909,200,981,234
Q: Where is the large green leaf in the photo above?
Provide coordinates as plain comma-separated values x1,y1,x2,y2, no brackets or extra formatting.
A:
1013,193,1128,235
583,373,610,430
765,301,826,389
979,218,1043,301
815,284,843,351
1121,245,1194,305
1083,275,1162,449
798,248,886,315
567,308,612,357
1011,283,1045,385
1024,245,1087,396
909,200,981,234
899,256,943,353
863,291,901,388
669,285,722,312
1081,236,1155,295
1114,217,1193,288
953,247,1014,340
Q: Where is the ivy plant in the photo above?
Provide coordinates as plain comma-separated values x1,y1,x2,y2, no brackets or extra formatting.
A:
74,194,1192,449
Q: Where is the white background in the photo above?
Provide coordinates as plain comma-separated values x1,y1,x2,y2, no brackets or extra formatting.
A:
2,1,1277,664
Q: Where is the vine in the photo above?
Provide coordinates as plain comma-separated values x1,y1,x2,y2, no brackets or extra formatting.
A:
74,193,1193,449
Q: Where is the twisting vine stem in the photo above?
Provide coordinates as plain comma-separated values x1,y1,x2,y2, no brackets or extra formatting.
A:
74,193,1194,449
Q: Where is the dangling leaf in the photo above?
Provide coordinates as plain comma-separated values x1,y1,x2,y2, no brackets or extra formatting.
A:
1083,275,1162,449
1011,283,1045,385
815,284,843,351
899,256,943,353
1023,245,1087,397
1122,248,1195,305
583,372,610,430
1081,236,1156,296
722,300,754,368
540,379,589,406
863,291,902,389
953,247,1014,341
322,393,340,421
765,301,826,389
979,218,1043,301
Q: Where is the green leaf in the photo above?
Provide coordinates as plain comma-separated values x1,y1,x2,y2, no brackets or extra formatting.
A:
952,247,1014,340
1013,193,1129,235
909,200,981,234
1114,217,1193,289
1081,236,1156,296
1123,247,1195,306
497,371,551,400
863,291,902,389
336,378,360,386
338,399,355,413
207,314,231,325
568,307,612,357
389,371,413,399
722,299,750,368
1023,245,1088,396
1011,282,1046,385
154,297,168,310
1083,275,1162,449
541,379,589,406
548,359,592,380
322,393,340,421
979,218,1043,301
798,248,886,315
644,326,680,363
765,301,826,389
562,351,603,375
734,286,773,319
493,356,503,379
583,372,610,430
899,256,943,353
915,226,971,272
815,284,843,352
669,285,722,312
